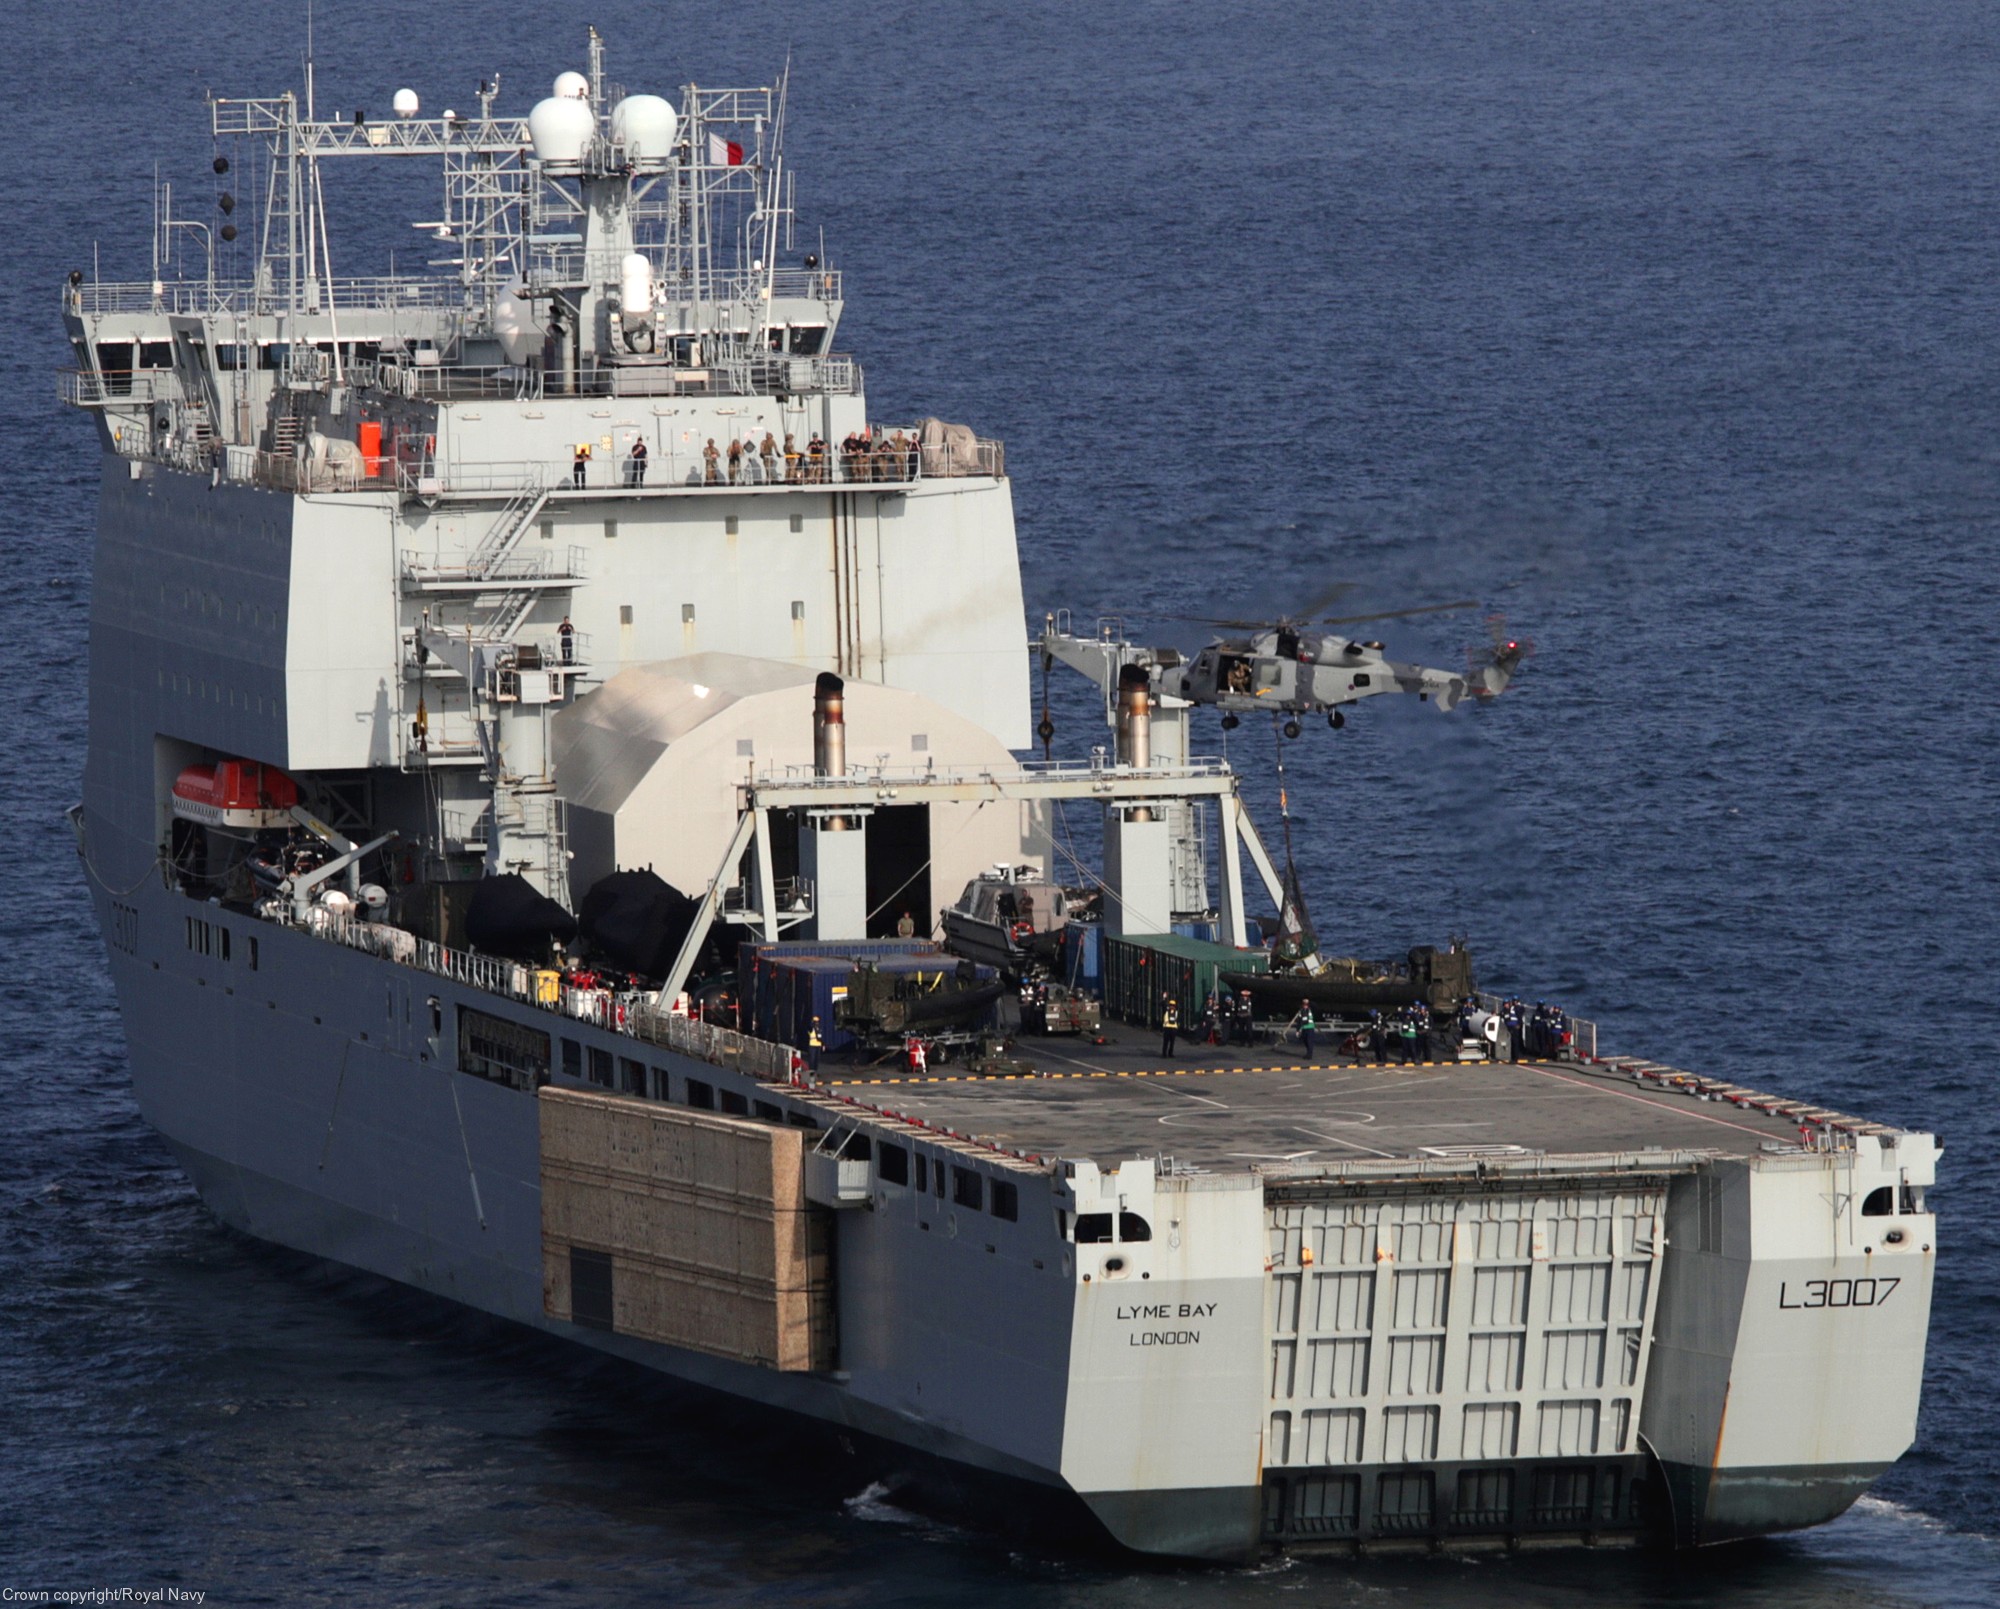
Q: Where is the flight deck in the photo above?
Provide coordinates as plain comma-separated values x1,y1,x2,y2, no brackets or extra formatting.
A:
816,1024,1824,1171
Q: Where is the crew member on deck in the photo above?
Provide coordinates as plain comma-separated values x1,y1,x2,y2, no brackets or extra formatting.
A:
572,443,590,488
703,438,721,484
626,437,647,487
806,1016,824,1072
1160,995,1180,1058
558,615,576,664
896,910,916,938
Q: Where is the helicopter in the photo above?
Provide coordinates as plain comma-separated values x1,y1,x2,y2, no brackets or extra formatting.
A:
1178,603,1526,733
1039,600,1526,744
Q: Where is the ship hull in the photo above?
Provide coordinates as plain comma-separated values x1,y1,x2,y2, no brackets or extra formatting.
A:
92,872,1084,1496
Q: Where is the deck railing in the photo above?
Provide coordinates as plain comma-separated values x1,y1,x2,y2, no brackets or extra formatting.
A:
319,912,797,1082
68,276,464,317
58,368,185,407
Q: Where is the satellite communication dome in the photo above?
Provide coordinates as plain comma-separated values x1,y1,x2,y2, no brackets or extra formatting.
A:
528,95,594,164
392,88,419,118
553,70,590,100
610,95,678,165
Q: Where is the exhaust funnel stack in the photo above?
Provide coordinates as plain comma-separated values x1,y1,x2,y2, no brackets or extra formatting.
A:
1116,663,1154,822
813,672,847,779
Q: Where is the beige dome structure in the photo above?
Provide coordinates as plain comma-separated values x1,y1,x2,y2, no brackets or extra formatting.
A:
552,653,1045,936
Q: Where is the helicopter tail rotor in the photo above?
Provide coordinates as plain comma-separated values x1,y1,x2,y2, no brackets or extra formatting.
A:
1469,615,1532,698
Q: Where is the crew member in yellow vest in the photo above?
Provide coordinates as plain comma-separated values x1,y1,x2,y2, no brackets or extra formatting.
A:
1161,995,1180,1058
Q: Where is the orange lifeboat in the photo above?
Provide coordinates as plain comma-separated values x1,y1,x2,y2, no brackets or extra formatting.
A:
170,759,299,829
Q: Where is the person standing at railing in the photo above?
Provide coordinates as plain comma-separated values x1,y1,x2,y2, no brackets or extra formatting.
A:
703,437,721,485
572,442,590,489
558,615,576,665
727,438,744,484
784,434,802,483
760,431,779,482
625,437,647,487
807,435,826,482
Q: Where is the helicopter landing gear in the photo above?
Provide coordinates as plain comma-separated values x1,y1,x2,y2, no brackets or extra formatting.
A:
1283,718,1302,740
1328,709,1345,729
1221,713,1240,730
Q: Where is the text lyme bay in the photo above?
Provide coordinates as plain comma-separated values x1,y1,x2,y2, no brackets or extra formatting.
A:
1116,1301,1217,1347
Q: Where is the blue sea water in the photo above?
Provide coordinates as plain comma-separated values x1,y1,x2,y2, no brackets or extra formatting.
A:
2,2,1996,1603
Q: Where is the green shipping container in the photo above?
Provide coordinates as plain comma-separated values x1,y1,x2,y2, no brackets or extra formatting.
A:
1101,934,1271,1030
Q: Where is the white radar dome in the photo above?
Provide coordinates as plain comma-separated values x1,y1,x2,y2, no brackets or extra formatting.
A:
392,87,419,118
492,287,545,365
553,70,590,100
610,95,678,164
620,253,654,315
528,95,594,164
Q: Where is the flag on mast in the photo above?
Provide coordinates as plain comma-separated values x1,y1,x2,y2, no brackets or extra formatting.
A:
708,133,745,166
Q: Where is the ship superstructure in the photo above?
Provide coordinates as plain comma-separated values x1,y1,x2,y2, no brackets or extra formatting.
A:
66,38,1937,1562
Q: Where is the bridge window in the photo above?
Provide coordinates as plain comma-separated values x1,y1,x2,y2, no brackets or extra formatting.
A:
719,1088,749,1116
788,325,827,357
990,1179,1019,1221
952,1168,983,1211
1118,1212,1152,1242
878,1144,909,1186
1861,1186,1894,1217
587,1046,613,1087
1074,1212,1113,1244
685,1078,714,1110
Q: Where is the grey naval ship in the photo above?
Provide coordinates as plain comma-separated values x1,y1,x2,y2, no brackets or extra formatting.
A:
65,35,1937,1561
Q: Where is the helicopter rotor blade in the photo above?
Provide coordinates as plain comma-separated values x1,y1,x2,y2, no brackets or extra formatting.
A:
1293,580,1363,619
1149,583,1363,632
1317,599,1480,629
